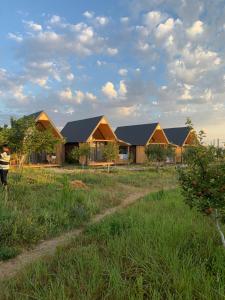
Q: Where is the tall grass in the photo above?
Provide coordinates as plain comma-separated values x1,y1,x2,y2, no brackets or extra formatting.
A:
1,189,225,299
0,167,176,261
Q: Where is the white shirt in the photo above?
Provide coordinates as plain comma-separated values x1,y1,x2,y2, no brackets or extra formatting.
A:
0,152,10,170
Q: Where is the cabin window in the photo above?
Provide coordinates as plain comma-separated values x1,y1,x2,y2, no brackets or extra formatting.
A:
119,146,128,155
119,146,129,160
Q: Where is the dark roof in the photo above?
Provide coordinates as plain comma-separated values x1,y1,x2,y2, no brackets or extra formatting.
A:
164,127,191,146
61,115,103,143
115,123,159,146
26,111,44,119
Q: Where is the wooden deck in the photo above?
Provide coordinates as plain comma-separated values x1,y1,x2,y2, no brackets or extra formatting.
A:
11,164,61,169
88,160,129,166
88,161,114,167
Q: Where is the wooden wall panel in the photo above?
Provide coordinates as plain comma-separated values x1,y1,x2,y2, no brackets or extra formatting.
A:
136,146,147,164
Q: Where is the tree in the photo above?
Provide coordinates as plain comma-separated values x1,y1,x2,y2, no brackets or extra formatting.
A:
177,123,225,248
166,145,176,163
23,127,62,161
79,143,91,167
67,147,80,164
103,142,119,172
2,116,61,168
0,125,9,147
67,144,91,167
145,144,167,169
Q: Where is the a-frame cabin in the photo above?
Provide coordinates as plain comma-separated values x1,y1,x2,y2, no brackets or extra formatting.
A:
27,111,65,165
61,115,129,165
164,127,197,162
115,123,169,163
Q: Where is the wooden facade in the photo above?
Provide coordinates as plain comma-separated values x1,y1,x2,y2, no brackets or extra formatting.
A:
30,111,65,165
63,116,129,166
176,131,198,163
164,127,197,163
23,112,200,167
136,124,169,164
115,123,169,164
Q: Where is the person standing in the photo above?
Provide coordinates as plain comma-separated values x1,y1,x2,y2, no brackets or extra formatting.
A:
0,144,10,187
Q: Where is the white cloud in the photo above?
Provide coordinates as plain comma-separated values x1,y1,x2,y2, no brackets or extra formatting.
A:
186,20,204,38
8,33,23,42
3,4,225,141
38,31,61,42
59,88,96,104
97,60,106,66
59,88,73,100
107,47,118,56
31,77,48,87
169,45,221,84
66,73,74,81
12,85,28,103
137,41,149,51
102,82,118,99
118,68,128,76
180,84,193,100
102,81,127,99
119,105,138,116
78,26,94,43
144,11,164,30
24,20,42,31
155,18,179,39
96,16,109,26
120,17,129,23
119,80,127,97
86,92,97,101
74,90,85,104
49,15,62,24
200,88,213,102
83,11,94,19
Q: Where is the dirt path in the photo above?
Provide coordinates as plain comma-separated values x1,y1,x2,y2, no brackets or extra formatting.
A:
0,187,172,281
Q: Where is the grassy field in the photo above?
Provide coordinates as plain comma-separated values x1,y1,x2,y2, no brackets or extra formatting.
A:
0,166,176,261
1,189,225,299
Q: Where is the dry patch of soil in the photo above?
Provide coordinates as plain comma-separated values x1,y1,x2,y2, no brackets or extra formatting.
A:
70,180,88,190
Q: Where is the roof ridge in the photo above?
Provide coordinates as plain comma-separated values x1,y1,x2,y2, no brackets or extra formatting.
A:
66,115,104,124
164,126,189,130
116,122,158,129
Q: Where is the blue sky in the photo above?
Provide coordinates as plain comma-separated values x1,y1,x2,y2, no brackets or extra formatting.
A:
0,0,225,142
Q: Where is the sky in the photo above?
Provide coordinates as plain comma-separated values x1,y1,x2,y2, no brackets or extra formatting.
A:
0,0,225,143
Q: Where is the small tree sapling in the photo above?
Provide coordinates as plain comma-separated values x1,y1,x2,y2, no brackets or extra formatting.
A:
103,142,119,172
145,144,167,169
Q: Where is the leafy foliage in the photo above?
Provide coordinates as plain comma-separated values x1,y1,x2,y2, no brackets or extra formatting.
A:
79,143,91,165
0,125,9,147
67,147,80,164
145,144,167,164
178,120,225,246
103,142,119,162
67,143,91,165
178,145,225,212
0,116,61,165
166,145,176,162
103,142,119,172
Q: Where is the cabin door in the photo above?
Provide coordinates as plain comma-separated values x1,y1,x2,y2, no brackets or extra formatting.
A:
130,146,136,163
29,151,47,164
96,142,106,161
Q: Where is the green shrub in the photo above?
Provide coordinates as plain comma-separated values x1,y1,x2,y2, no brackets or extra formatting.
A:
0,246,20,260
178,123,225,248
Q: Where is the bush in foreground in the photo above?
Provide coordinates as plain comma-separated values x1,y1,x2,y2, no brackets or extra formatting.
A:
178,124,225,247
